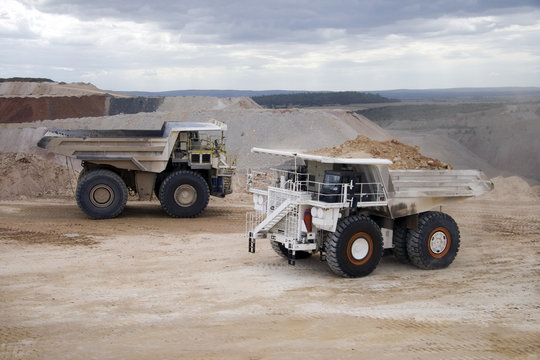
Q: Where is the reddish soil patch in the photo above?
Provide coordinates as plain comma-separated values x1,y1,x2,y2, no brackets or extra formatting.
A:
0,95,107,123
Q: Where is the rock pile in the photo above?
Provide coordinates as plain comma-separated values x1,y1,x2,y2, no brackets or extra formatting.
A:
311,135,452,170
0,152,77,200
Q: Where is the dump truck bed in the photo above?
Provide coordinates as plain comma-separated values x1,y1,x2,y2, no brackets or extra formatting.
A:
249,147,493,219
387,169,493,217
38,120,227,173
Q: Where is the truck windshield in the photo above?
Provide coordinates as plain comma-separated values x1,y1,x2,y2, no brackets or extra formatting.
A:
324,174,341,184
321,173,342,194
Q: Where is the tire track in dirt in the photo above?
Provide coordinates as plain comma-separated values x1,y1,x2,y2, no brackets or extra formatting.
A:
0,227,98,246
480,213,540,235
1,196,539,359
0,327,40,360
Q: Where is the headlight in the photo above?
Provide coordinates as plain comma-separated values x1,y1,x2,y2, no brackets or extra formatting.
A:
258,195,264,205
317,207,324,218
253,194,258,204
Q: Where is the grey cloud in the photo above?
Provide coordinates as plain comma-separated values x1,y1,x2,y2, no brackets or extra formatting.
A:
30,0,540,44
5,0,539,91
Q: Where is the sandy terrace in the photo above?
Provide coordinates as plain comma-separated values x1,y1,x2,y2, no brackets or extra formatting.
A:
1,193,539,360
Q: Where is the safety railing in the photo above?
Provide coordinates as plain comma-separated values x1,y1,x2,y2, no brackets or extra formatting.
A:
249,168,387,206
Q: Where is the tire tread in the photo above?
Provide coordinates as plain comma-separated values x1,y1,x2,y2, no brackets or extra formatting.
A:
407,211,460,270
159,170,209,218
326,215,383,278
76,169,128,219
392,225,410,263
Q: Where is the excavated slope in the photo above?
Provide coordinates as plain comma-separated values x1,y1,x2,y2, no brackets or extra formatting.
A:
0,106,391,171
0,95,108,123
2,80,530,187
0,82,263,123
0,81,110,97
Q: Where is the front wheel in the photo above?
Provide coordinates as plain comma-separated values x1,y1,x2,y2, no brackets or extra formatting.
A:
76,169,128,219
326,215,383,278
406,211,460,270
159,170,209,218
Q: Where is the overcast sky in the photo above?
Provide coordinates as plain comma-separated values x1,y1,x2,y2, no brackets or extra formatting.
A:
2,0,540,91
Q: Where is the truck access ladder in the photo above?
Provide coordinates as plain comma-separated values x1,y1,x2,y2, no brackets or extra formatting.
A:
248,199,296,253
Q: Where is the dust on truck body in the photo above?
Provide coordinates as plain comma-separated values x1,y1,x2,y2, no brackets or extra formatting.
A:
247,147,493,278
37,120,235,219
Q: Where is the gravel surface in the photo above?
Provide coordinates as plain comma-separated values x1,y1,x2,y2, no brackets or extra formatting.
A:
0,193,538,359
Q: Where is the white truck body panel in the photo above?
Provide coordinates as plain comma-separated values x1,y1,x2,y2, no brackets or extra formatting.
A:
251,147,393,165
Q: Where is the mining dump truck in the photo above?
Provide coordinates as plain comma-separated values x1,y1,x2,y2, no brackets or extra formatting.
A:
37,120,235,219
247,147,493,278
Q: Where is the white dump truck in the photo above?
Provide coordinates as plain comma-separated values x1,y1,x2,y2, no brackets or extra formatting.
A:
247,147,493,277
38,120,235,219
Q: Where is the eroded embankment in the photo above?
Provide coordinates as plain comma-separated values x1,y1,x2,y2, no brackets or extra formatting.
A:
0,95,107,123
0,96,167,123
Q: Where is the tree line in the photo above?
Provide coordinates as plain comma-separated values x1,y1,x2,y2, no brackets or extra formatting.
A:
251,91,398,108
0,77,55,83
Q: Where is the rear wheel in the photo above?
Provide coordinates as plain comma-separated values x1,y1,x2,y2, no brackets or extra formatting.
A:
270,240,312,259
392,225,410,263
406,211,460,270
78,168,89,181
76,169,128,219
326,215,383,278
153,172,166,199
159,170,209,218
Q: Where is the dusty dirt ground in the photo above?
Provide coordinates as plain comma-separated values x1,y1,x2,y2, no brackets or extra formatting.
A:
1,193,538,360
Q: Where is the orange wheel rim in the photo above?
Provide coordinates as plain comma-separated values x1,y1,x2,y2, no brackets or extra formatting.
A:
347,232,373,265
428,227,451,258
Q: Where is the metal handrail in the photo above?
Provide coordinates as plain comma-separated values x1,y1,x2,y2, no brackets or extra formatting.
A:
249,168,387,205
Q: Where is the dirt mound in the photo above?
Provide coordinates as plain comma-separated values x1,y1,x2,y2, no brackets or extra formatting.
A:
0,81,121,97
0,95,107,123
311,135,452,170
0,152,77,200
483,176,538,201
222,97,262,110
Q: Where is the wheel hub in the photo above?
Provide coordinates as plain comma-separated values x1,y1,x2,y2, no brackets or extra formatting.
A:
174,184,197,207
90,185,114,208
429,230,448,255
350,237,370,261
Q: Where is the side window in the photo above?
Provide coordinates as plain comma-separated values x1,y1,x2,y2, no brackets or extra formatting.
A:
320,171,343,203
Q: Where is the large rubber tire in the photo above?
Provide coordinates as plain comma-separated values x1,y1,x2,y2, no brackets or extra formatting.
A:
392,225,410,263
270,240,312,260
153,172,166,199
76,169,128,219
159,170,209,218
78,168,89,181
406,211,460,270
326,215,383,278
